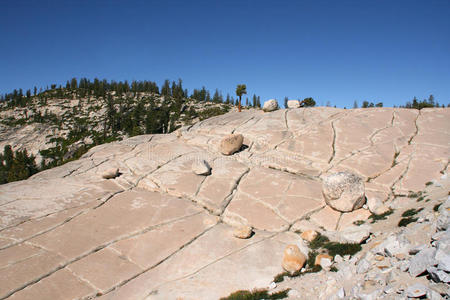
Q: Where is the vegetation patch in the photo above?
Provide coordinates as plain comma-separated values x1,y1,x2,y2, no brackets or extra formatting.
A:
220,288,290,300
407,191,423,198
433,203,442,212
353,220,365,226
323,241,362,257
398,217,419,227
368,209,394,223
401,208,423,217
425,181,433,186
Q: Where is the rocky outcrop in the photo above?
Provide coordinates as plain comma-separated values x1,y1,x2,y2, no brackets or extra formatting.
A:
0,107,448,299
322,172,366,212
287,99,301,108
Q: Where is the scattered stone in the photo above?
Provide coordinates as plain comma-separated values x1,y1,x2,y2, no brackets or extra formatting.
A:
269,281,277,290
192,159,211,175
336,287,345,299
102,168,119,179
322,172,366,212
282,244,306,274
287,100,300,108
340,224,371,243
435,236,450,272
405,283,428,298
232,225,253,239
427,267,450,283
357,259,371,274
300,230,318,242
219,134,244,155
367,197,390,215
315,254,333,266
262,99,279,112
409,247,437,277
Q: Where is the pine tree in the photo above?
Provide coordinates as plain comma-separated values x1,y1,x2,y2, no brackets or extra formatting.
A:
235,84,247,112
353,100,358,108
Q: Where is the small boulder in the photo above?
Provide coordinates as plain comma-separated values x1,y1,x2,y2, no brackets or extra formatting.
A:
192,159,211,176
322,172,366,212
233,225,253,239
367,197,390,215
315,253,333,266
409,247,437,277
406,283,428,298
300,230,318,242
287,100,300,108
282,244,306,274
263,99,279,112
102,168,119,179
220,134,244,155
339,224,371,244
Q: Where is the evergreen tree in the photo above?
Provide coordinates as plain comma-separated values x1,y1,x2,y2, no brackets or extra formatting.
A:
235,84,247,112
353,100,358,108
284,97,288,108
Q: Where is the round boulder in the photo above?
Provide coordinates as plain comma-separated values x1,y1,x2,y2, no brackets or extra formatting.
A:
287,100,301,108
322,172,366,212
263,99,279,112
102,168,119,179
282,244,306,274
220,134,243,155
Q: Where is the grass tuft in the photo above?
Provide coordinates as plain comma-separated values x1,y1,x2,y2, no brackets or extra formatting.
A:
353,220,365,226
220,288,290,300
401,208,423,217
398,217,418,227
368,209,394,223
433,203,442,212
425,181,433,186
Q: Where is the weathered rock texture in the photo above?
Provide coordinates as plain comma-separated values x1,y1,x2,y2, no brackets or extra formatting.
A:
322,172,366,212
219,133,244,155
263,99,279,112
0,107,449,299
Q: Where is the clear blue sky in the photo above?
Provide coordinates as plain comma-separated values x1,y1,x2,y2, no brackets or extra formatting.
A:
1,0,449,107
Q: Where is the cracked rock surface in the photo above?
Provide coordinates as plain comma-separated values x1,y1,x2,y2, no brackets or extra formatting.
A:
0,107,449,299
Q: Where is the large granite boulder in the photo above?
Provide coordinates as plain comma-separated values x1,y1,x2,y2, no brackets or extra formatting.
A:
263,99,279,112
322,172,366,212
220,134,244,155
287,100,301,108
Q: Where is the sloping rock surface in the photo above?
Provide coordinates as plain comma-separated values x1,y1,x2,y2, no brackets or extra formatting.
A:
0,107,449,299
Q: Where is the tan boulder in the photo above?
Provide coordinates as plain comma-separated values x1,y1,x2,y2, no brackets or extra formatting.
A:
220,134,243,155
322,172,366,212
102,168,119,179
300,230,318,242
282,244,306,274
232,225,253,239
263,99,279,112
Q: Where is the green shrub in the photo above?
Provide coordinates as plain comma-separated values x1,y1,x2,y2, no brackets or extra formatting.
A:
220,288,290,300
368,209,394,223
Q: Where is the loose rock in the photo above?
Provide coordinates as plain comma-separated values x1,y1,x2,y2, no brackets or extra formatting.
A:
192,159,211,175
300,230,318,242
102,168,119,179
409,247,437,277
262,99,279,112
406,283,428,298
220,134,244,155
287,100,300,108
322,172,366,212
282,244,306,274
315,253,333,266
232,225,253,239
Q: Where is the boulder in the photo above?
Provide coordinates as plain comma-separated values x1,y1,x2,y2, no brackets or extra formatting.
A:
367,197,390,215
409,247,437,277
406,283,428,298
300,230,318,242
339,224,371,244
232,225,253,239
322,172,366,212
220,134,244,155
262,99,279,112
102,168,119,179
282,244,306,274
314,253,333,266
287,100,300,108
192,159,211,176
219,134,243,155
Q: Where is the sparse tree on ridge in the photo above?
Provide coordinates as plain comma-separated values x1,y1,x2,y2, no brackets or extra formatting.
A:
284,97,288,108
235,84,247,112
353,100,358,109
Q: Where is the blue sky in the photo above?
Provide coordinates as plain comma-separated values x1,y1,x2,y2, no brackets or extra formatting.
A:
1,0,449,107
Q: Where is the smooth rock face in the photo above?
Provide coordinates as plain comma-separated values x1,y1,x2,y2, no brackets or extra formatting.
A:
0,107,449,299
282,244,306,274
102,168,119,179
262,99,279,112
192,159,211,175
322,172,366,212
287,100,300,108
219,134,243,155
